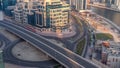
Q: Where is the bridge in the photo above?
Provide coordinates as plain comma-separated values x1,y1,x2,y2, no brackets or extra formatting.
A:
0,20,100,68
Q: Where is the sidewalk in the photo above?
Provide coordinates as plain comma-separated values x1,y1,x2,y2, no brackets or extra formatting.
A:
35,25,76,38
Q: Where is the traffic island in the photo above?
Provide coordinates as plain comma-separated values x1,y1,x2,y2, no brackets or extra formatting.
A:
76,39,86,55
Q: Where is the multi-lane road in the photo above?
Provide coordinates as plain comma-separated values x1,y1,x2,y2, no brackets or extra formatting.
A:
0,20,100,68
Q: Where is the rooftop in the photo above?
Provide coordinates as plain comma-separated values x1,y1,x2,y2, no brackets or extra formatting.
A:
102,41,120,57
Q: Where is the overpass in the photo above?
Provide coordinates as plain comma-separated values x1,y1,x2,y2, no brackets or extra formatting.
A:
0,20,100,68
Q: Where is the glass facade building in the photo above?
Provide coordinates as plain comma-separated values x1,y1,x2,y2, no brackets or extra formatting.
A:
2,0,16,10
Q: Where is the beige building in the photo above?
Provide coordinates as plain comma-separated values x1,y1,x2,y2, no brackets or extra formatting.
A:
14,0,70,31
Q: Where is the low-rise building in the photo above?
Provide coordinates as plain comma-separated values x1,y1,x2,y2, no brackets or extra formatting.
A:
101,41,120,68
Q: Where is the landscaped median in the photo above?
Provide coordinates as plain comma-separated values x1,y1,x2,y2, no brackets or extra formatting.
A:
76,38,86,55
95,33,113,40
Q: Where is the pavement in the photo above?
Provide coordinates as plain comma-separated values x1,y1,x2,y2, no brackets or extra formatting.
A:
0,11,99,67
0,20,100,68
0,26,58,68
0,33,10,50
35,25,76,38
48,39,64,47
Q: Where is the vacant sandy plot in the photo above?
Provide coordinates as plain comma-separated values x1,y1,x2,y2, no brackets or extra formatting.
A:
12,42,51,61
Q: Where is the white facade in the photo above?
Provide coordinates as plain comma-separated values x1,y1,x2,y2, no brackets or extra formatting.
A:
115,0,120,10
107,56,120,68
102,41,120,68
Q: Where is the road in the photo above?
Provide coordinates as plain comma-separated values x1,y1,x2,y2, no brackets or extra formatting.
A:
71,11,92,57
0,20,100,68
0,33,10,48
3,38,57,67
43,15,88,52
0,28,57,67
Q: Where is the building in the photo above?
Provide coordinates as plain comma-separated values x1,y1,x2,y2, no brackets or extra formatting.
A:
101,41,120,68
2,0,16,16
2,0,16,10
115,0,120,10
14,0,70,31
45,0,70,30
70,0,87,10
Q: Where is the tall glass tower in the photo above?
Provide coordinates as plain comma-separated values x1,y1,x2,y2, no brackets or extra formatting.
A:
75,0,87,10
2,0,16,10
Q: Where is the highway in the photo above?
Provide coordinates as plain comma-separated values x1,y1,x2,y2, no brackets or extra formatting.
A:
0,21,100,68
3,39,58,67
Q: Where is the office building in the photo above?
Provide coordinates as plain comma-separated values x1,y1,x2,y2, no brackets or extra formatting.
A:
2,0,16,10
14,0,70,31
70,0,87,11
2,0,16,16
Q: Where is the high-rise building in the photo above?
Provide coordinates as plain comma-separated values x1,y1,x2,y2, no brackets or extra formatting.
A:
2,0,16,10
1,0,17,16
115,0,120,10
70,0,87,11
14,0,70,31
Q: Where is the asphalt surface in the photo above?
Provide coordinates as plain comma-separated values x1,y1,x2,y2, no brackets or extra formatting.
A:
0,33,10,48
0,31,58,67
0,21,84,68
0,14,87,68
0,20,100,68
41,15,87,52
3,39,57,67
0,27,60,67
